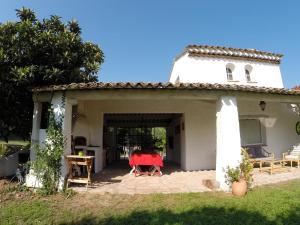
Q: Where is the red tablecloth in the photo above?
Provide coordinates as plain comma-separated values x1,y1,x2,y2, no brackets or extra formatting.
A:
129,153,163,167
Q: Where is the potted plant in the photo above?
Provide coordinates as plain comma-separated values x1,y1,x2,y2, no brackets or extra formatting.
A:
225,148,253,196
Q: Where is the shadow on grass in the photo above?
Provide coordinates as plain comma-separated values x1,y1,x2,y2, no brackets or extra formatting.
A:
60,206,300,225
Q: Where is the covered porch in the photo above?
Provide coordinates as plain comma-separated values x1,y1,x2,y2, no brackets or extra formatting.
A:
29,83,300,190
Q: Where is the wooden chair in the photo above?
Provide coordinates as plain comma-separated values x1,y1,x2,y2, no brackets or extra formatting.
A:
73,136,87,155
283,144,300,168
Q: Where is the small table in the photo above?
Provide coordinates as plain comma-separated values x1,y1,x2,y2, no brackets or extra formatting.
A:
65,155,94,188
129,153,163,176
259,159,289,174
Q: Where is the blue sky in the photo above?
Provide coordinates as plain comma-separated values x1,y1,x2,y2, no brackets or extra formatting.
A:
1,0,299,88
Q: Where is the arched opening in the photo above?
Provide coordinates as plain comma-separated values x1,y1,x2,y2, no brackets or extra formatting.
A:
226,63,235,81
245,65,253,82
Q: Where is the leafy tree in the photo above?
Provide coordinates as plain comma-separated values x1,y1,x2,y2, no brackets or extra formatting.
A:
0,7,104,141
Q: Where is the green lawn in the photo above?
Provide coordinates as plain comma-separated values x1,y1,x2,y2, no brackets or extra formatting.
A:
1,179,300,225
0,140,29,157
0,140,29,146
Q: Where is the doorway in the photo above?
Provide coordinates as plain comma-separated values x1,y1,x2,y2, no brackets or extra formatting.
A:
103,113,183,168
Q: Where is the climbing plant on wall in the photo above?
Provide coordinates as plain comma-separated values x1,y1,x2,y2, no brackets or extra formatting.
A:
30,97,65,195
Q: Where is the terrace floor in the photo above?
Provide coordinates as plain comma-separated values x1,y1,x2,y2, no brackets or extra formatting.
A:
70,160,300,194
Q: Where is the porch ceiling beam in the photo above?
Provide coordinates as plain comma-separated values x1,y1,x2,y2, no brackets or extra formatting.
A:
105,122,170,127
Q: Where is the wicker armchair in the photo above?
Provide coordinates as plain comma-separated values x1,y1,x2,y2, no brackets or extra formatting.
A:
283,144,300,168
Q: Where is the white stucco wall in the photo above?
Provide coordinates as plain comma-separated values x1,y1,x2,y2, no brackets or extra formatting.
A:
184,101,216,170
216,96,242,190
238,100,300,157
169,53,284,88
30,102,42,161
38,129,46,147
72,103,91,144
26,101,42,187
72,99,217,171
51,93,73,186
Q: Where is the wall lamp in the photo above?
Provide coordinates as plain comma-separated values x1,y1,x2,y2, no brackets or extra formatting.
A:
259,101,266,111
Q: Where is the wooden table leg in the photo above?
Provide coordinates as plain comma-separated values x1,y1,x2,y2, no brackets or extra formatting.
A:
86,159,93,188
67,159,71,179
259,161,262,172
270,162,273,175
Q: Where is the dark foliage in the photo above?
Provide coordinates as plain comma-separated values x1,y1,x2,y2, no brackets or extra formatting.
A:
0,7,104,141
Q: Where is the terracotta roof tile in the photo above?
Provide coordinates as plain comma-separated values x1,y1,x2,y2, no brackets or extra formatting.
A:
183,45,283,64
32,82,300,97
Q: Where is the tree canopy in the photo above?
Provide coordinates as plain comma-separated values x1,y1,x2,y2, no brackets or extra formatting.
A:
0,7,104,141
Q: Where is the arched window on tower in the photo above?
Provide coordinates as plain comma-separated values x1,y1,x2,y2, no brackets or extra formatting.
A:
226,68,233,81
226,63,234,81
245,69,251,82
245,65,253,82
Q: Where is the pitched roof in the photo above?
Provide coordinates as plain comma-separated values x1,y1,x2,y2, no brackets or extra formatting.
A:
32,82,300,96
181,45,283,64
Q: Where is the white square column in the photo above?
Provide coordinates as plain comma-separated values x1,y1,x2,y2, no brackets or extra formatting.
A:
51,92,73,186
216,96,241,190
26,93,73,189
26,101,43,187
30,101,42,161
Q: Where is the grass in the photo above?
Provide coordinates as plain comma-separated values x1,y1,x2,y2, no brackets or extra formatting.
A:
0,139,29,158
1,179,300,225
0,140,29,146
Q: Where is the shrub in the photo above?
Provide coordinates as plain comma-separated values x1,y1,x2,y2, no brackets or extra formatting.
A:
0,144,8,158
225,148,253,188
225,167,241,185
240,148,253,186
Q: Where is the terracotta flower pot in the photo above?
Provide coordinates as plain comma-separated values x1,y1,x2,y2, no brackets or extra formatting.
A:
232,179,247,197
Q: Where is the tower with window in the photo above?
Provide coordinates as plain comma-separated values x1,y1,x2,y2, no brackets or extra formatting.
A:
169,45,284,88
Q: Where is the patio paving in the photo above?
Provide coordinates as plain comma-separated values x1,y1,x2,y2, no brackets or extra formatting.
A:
71,161,300,194
252,167,300,186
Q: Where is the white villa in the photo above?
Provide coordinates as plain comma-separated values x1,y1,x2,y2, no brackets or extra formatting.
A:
28,45,300,190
